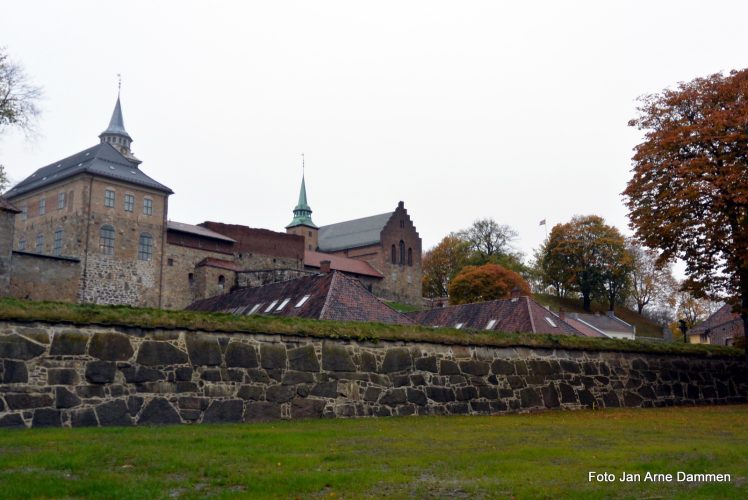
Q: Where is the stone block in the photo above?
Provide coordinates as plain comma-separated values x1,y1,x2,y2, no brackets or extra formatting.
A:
47,368,79,385
138,398,181,425
55,387,81,408
2,359,28,383
380,388,407,405
311,381,338,398
558,383,577,404
177,397,208,410
246,369,270,384
120,365,165,383
180,410,202,421
542,385,560,408
136,341,188,366
203,399,244,423
288,345,320,372
76,385,105,398
448,403,470,415
455,386,478,401
518,388,543,408
266,385,295,403
70,408,98,427
245,402,281,421
407,388,427,406
281,370,314,385
460,360,490,376
50,331,89,356
470,401,492,413
291,398,326,419
85,361,117,384
0,414,26,428
186,335,223,366
381,348,412,373
478,386,498,400
17,327,50,344
506,376,526,389
89,332,134,361
396,404,416,416
127,396,144,414
577,389,596,407
32,408,61,428
259,343,287,370
5,393,53,410
204,384,231,398
96,400,132,426
321,343,355,372
439,360,460,375
175,367,193,381
363,386,382,402
0,334,46,359
200,369,223,382
623,391,644,407
237,385,264,401
414,356,438,373
602,391,620,408
491,359,515,375
391,375,411,387
410,374,426,386
225,343,259,368
559,360,580,373
360,351,377,372
426,387,455,403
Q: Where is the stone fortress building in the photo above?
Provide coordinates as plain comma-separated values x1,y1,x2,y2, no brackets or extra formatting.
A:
0,95,423,308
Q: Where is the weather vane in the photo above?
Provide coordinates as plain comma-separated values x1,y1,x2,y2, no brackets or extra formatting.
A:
117,73,122,94
302,153,305,174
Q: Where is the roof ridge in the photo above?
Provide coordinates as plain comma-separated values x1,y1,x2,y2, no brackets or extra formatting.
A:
318,271,338,320
319,211,393,230
524,296,537,333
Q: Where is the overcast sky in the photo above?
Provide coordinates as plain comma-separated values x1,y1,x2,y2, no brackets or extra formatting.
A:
1,1,747,263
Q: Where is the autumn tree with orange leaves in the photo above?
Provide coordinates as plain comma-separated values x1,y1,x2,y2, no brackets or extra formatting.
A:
448,263,531,305
624,69,748,359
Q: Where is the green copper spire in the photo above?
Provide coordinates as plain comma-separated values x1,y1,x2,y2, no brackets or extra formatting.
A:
286,156,317,229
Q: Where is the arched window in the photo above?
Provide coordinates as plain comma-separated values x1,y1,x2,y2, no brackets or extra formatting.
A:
100,225,115,255
53,228,64,256
188,273,194,286
391,244,397,264
399,240,405,265
35,233,44,253
407,247,413,267
218,275,225,291
138,233,153,261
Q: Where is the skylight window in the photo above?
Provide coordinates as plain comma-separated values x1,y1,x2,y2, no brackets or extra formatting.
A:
265,300,279,312
544,317,558,328
276,298,291,311
248,304,262,315
295,295,311,308
77,163,83,167
455,323,464,329
109,166,116,170
485,319,497,330
56,164,62,168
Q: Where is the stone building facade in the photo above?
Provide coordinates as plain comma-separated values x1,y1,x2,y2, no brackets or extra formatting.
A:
1,94,423,309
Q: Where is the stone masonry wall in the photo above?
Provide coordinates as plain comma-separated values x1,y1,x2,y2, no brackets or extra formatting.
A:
0,320,745,428
9,252,81,303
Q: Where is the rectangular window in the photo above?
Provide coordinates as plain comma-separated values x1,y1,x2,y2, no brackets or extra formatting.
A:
295,295,311,308
124,194,135,212
20,206,27,220
104,189,115,208
18,238,26,251
485,319,497,330
57,192,66,210
248,304,263,315
35,233,44,253
39,198,46,216
264,300,278,313
100,226,115,255
138,233,153,261
276,298,291,311
143,198,153,215
53,229,63,256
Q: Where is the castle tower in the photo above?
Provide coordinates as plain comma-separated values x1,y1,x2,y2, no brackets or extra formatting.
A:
98,91,140,163
286,160,318,251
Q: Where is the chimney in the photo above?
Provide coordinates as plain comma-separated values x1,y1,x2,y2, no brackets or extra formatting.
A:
320,260,331,273
510,286,522,300
558,307,565,321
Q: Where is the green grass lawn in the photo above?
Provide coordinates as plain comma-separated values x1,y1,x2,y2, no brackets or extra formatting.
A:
1,405,747,499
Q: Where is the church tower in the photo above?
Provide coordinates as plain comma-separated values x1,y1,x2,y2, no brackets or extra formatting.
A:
286,158,318,251
98,90,140,163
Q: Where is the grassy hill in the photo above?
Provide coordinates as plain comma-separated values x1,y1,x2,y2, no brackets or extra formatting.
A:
533,293,664,338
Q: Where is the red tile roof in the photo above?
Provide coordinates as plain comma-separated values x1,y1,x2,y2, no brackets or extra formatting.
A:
186,271,411,325
407,296,584,336
167,221,236,242
304,250,383,278
562,317,606,338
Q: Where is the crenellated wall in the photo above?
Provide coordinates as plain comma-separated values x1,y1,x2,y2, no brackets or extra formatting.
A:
0,320,745,428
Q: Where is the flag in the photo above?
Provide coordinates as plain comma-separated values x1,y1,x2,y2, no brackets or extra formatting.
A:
539,219,546,226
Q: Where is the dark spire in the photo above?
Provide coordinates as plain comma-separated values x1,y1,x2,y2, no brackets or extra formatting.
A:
99,76,137,160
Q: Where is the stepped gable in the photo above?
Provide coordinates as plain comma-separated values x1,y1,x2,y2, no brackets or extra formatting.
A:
6,142,172,199
317,212,393,252
408,296,583,335
304,250,383,278
186,270,411,325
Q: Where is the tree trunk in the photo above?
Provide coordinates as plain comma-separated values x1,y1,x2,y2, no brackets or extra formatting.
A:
637,302,644,315
582,292,592,312
742,287,748,364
